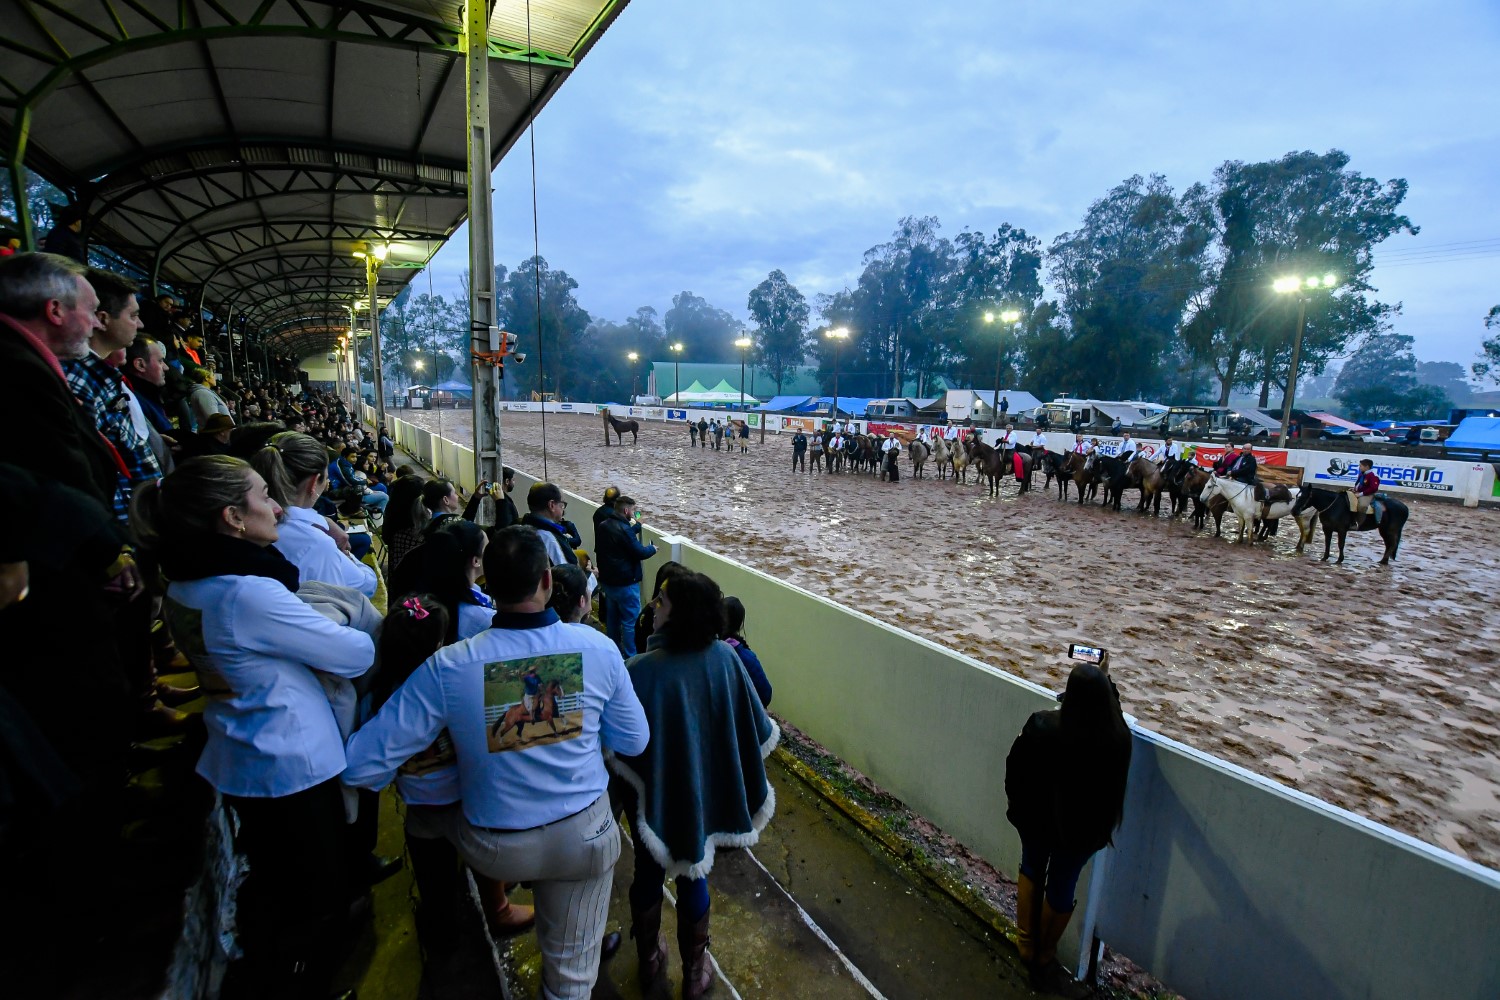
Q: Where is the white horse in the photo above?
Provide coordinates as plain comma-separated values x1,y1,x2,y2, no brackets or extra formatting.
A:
930,435,952,480
1200,475,1259,544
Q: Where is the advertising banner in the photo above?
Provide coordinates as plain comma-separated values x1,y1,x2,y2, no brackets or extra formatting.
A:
1304,453,1456,494
1190,444,1287,468
748,413,761,428
781,416,818,433
866,421,919,438
665,408,688,421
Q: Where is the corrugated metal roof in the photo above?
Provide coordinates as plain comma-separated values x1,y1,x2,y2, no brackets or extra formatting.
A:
1,0,627,356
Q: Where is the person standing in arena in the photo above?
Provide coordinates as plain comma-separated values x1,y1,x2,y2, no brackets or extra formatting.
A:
791,429,807,471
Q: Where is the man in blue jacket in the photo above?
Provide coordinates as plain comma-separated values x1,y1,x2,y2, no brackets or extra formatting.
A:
595,495,657,658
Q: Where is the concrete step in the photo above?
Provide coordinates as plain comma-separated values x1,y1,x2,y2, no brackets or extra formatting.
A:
499,758,1037,999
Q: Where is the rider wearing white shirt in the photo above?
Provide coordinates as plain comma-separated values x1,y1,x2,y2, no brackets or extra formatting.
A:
1031,431,1048,451
1117,432,1137,463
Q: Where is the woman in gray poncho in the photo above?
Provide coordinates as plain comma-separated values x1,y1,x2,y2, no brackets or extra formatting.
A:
609,570,778,999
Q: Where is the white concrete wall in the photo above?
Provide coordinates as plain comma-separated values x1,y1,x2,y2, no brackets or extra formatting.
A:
368,407,1500,999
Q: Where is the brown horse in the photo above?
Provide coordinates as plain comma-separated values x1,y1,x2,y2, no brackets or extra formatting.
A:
1065,452,1100,504
1180,466,1228,534
490,680,563,744
602,408,639,446
1127,457,1163,516
970,440,1007,497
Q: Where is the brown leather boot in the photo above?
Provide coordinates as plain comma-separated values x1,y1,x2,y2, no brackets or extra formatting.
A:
1014,872,1040,969
476,877,534,937
677,909,713,999
631,900,667,989
1031,900,1089,998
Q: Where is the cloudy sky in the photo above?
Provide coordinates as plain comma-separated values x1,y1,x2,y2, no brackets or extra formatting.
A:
421,0,1500,368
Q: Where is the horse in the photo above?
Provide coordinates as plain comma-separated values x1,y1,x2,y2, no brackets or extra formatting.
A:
951,437,974,485
1290,487,1408,565
1092,455,1132,511
1164,461,1198,519
971,440,1007,498
1252,484,1300,541
930,436,952,480
1058,452,1089,502
1199,475,1259,544
910,439,931,479
490,680,564,744
601,407,639,446
1003,446,1035,493
1126,457,1164,516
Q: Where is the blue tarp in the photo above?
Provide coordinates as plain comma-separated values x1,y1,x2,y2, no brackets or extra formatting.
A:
799,396,874,416
754,394,812,412
1444,417,1500,451
432,379,473,396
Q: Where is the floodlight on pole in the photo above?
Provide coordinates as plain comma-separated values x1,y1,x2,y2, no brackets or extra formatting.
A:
627,351,640,400
825,326,849,422
1272,273,1341,446
734,336,753,412
670,342,684,405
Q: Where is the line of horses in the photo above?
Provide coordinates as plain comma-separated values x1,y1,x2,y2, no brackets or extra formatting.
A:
829,430,1408,566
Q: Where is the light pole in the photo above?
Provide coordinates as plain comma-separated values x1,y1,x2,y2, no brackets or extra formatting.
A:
989,308,1021,429
734,336,753,412
825,326,849,424
670,342,684,407
1272,273,1339,447
354,242,389,432
627,351,639,401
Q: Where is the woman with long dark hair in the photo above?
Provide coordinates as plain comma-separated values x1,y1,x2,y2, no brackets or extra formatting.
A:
135,456,375,997
380,474,427,573
1005,661,1132,997
610,570,777,999
400,519,491,643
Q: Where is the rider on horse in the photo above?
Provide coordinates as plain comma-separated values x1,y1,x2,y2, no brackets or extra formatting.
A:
1117,432,1137,464
1224,442,1257,484
1350,458,1382,524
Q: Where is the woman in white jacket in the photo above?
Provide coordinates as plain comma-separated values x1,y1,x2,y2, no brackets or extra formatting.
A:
135,455,376,997
251,430,378,598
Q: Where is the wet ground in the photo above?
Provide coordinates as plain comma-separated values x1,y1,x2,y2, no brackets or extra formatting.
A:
405,410,1500,869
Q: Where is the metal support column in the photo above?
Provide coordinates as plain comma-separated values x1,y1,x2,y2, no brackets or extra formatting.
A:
225,305,236,383
7,108,35,251
366,253,387,434
466,0,502,509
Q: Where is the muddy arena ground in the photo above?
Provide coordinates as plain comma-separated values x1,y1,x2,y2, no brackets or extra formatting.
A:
400,409,1500,868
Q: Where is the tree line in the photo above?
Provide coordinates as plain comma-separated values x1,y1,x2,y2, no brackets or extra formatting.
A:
364,149,1490,419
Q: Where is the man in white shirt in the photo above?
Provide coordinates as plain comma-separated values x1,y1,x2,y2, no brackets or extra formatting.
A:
1030,430,1048,452
1117,431,1138,463
345,527,648,999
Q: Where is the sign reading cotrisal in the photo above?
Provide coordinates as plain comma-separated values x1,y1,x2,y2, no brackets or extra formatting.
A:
1308,453,1454,493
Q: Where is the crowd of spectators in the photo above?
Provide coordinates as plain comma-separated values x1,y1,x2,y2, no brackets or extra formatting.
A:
0,249,784,998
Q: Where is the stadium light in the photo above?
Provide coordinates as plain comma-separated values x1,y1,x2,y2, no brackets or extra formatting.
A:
1272,274,1341,445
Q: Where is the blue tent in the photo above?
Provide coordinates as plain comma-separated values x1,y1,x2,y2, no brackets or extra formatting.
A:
433,379,473,398
1443,417,1500,451
754,394,812,412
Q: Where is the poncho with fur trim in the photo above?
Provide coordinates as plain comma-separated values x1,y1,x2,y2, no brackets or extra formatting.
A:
609,633,778,880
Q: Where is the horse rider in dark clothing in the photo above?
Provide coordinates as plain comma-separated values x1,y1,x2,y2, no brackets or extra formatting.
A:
1224,442,1257,484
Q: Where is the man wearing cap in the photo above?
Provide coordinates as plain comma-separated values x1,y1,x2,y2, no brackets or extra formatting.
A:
595,495,656,658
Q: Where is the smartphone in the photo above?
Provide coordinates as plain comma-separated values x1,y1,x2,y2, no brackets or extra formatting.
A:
1068,643,1106,665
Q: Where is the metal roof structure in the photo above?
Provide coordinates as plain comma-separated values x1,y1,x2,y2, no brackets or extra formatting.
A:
1,0,626,357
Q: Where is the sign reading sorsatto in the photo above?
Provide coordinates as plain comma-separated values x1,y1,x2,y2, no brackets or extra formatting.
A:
1189,445,1287,467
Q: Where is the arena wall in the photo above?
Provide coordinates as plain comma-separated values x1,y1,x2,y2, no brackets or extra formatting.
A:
371,406,1500,999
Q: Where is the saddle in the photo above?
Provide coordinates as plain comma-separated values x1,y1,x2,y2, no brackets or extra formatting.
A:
1258,484,1291,505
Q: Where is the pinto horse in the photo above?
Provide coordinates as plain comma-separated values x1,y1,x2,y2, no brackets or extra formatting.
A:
601,408,639,446
1290,486,1408,565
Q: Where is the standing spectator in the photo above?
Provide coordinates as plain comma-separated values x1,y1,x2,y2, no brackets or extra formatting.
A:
345,527,648,1000
1005,661,1131,997
722,596,772,707
521,482,581,567
738,419,750,453
137,456,377,997
403,520,492,641
791,430,807,472
186,366,230,431
39,201,87,263
1000,395,1010,420
595,494,657,658
689,419,698,447
494,466,520,529
63,268,161,523
808,429,823,472
121,334,176,473
0,252,119,506
610,570,777,999
251,431,378,597
696,416,708,447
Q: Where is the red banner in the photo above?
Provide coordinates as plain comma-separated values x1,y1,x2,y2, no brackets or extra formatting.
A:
1190,445,1287,467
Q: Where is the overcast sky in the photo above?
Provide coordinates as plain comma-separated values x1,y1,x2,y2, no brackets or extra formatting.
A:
420,0,1500,368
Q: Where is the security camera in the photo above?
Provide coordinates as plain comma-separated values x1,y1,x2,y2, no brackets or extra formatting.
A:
326,353,337,363
511,352,527,364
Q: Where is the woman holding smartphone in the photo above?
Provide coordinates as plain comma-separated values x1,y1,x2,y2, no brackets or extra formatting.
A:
1005,653,1131,997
